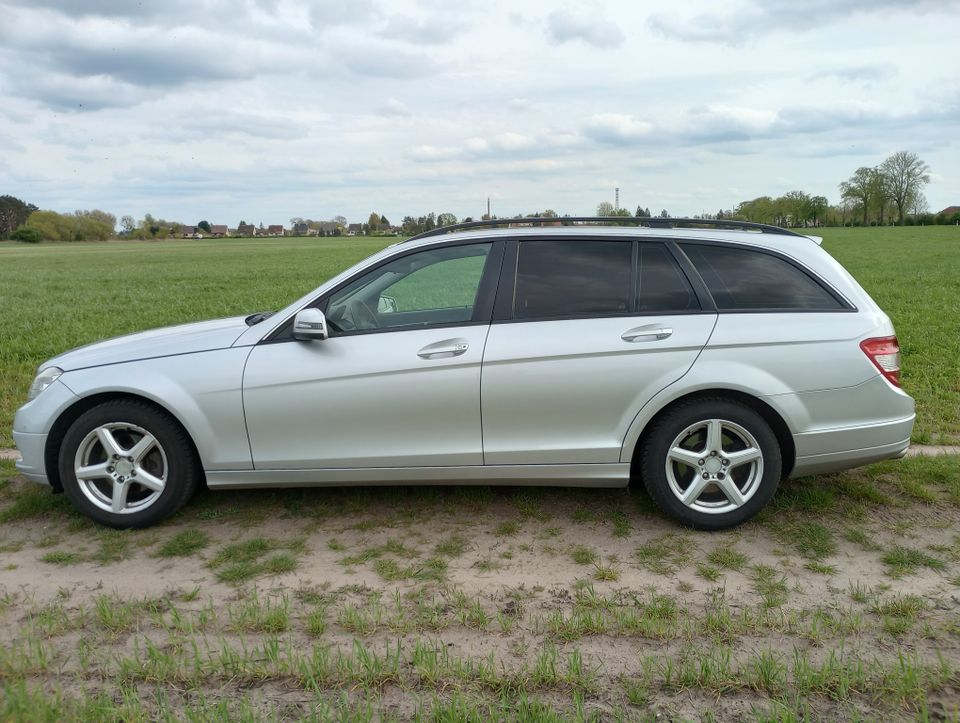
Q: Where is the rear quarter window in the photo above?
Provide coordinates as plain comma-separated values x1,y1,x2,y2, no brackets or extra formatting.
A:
680,243,844,311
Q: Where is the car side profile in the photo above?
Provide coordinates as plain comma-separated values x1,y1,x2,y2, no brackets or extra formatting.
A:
13,218,914,529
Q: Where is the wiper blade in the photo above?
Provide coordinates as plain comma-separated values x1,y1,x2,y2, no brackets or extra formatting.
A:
244,311,276,326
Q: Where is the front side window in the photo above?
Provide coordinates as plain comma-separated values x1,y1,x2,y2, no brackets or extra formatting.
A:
326,243,492,332
680,243,843,311
513,240,632,319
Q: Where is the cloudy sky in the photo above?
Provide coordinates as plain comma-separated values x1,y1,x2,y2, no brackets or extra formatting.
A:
1,0,959,226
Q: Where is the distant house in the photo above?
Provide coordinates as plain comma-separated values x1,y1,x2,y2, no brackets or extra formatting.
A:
209,225,228,237
237,223,255,237
266,224,284,236
940,206,960,217
292,222,309,236
181,225,197,238
347,223,363,236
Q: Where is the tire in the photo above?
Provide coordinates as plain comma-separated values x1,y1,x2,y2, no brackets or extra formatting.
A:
638,397,781,530
58,399,200,528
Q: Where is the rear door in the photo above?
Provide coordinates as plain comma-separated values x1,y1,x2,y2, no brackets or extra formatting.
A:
480,238,717,465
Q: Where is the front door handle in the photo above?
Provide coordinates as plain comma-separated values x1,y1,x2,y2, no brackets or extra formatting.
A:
417,338,469,359
622,325,673,343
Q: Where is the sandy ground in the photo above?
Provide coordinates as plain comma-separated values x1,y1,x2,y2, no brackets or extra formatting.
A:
3,459,960,719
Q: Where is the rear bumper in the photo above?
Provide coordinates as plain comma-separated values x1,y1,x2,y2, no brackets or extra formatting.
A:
790,414,914,477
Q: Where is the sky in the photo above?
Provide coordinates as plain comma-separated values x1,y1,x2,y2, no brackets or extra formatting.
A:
1,0,959,226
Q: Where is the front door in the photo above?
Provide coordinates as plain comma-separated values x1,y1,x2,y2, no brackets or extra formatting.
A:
243,241,500,469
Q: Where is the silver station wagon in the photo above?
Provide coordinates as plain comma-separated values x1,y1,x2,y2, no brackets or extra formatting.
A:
13,218,914,529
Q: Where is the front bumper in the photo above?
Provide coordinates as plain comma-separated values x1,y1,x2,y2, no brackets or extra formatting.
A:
12,430,49,485
12,378,79,487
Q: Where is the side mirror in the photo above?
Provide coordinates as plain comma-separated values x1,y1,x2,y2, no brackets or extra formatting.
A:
293,308,328,341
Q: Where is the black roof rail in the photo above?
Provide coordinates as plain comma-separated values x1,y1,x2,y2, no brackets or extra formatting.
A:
405,216,807,242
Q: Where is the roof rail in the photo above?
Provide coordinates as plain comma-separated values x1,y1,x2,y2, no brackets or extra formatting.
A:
405,216,806,242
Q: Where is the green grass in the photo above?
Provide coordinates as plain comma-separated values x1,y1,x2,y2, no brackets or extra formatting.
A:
208,536,304,584
570,545,597,565
39,550,82,565
153,529,210,558
881,545,947,578
1,227,958,448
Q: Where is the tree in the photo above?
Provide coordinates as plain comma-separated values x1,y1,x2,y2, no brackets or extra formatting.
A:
0,195,38,239
781,190,812,226
659,209,670,218
11,226,42,243
197,220,212,233
332,215,347,227
910,194,929,217
881,151,930,225
367,212,381,231
437,212,458,227
839,167,874,226
18,209,113,241
866,167,892,225
379,214,391,228
596,201,615,216
77,209,116,230
635,205,651,217
120,215,136,234
808,196,828,226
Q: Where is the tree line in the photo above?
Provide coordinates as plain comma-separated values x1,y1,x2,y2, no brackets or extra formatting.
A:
718,151,942,227
1,150,953,243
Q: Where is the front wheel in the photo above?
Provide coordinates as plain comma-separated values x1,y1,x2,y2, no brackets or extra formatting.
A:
58,399,200,528
638,398,781,530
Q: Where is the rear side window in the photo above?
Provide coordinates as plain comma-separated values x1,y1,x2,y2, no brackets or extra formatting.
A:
680,243,843,311
637,243,700,312
513,240,632,319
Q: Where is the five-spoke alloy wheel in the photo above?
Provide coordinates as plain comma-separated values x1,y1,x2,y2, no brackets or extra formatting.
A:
639,398,781,530
59,400,200,528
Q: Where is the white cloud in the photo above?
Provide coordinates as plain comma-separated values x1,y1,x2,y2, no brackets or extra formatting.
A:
546,10,625,48
583,114,653,144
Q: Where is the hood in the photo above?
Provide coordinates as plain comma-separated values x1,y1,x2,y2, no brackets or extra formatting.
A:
44,316,251,372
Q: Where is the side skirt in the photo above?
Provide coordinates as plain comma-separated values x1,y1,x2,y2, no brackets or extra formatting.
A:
205,463,630,489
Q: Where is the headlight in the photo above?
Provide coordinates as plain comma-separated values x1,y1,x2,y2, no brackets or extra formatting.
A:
27,367,63,401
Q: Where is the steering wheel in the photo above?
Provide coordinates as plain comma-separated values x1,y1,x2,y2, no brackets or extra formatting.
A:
354,299,380,329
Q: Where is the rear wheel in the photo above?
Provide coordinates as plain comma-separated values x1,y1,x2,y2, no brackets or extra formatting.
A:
58,400,200,528
639,398,781,530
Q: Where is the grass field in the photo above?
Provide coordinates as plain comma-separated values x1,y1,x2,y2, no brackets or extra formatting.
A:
0,228,959,719
0,226,957,447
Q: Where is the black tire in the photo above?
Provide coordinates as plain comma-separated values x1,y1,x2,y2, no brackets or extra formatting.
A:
638,397,781,530
58,399,200,528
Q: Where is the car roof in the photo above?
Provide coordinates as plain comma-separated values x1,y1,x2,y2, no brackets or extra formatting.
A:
399,224,822,256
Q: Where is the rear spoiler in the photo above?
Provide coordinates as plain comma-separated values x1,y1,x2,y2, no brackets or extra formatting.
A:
805,235,823,245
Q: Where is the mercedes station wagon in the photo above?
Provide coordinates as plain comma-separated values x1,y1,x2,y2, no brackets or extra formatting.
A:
13,218,914,529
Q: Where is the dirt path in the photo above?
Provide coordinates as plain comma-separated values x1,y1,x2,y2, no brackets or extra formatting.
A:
2,451,960,718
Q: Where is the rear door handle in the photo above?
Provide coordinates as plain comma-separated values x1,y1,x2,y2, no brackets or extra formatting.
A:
417,338,469,359
621,325,673,343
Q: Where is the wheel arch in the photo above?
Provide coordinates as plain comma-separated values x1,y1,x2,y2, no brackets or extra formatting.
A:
626,389,796,480
44,392,204,493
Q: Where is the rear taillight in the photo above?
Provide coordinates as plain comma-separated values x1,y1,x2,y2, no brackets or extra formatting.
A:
860,336,901,387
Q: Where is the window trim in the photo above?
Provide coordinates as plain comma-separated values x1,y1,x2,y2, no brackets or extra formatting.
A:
491,236,713,324
262,238,505,343
675,240,857,313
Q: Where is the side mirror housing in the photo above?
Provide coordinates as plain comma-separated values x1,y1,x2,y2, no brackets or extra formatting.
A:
293,308,328,341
